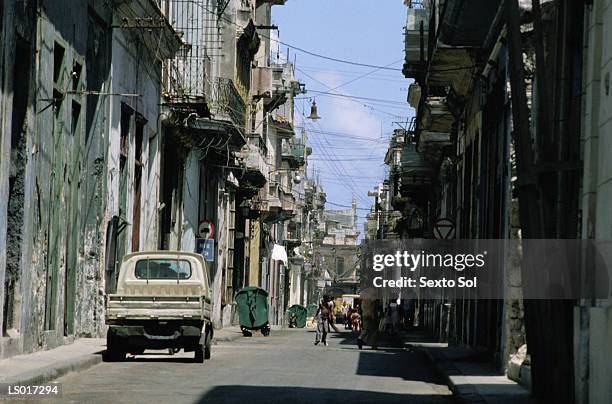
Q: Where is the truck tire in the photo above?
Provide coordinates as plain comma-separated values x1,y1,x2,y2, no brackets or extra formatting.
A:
194,344,204,363
105,341,126,362
107,349,126,362
204,330,212,360
105,330,126,362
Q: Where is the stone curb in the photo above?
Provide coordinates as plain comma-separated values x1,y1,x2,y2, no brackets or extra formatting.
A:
420,348,487,404
1,352,104,386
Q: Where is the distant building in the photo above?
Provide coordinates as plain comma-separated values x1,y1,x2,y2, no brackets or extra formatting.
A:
316,199,360,297
321,198,359,246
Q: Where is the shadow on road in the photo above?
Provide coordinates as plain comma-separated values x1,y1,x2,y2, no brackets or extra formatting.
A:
321,328,449,384
197,385,450,403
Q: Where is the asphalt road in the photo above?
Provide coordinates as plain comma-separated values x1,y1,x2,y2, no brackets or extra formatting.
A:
48,329,451,404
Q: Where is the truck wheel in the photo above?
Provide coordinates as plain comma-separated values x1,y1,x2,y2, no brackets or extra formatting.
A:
105,331,126,362
204,331,212,360
194,344,204,363
105,344,126,362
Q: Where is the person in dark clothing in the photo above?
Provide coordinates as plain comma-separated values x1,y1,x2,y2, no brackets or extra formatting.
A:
314,295,332,346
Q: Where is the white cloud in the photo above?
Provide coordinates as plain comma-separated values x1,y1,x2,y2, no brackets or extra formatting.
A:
310,71,386,144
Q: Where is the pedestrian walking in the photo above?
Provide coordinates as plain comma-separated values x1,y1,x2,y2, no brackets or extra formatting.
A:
387,301,399,335
357,297,382,350
350,307,361,332
328,297,341,332
344,304,352,329
314,295,332,346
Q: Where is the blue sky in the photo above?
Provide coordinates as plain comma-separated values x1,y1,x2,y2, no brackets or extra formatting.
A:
272,0,414,232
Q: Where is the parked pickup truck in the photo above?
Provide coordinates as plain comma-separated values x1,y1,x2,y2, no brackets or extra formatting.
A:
105,251,213,363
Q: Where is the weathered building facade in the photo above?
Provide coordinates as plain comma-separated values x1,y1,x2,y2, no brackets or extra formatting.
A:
0,0,180,358
318,201,360,297
395,0,609,403
0,0,325,360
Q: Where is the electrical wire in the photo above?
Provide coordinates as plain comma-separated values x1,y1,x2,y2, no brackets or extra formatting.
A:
300,105,375,206
325,59,404,92
187,1,405,71
295,67,410,120
300,89,409,106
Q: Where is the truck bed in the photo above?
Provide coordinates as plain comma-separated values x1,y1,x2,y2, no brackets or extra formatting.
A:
106,295,212,322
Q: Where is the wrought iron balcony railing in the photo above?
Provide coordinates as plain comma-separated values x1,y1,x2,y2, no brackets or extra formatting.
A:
282,143,305,159
210,77,246,130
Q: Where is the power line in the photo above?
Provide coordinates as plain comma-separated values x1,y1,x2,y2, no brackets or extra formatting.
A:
297,65,406,81
325,200,372,211
325,59,404,92
191,1,404,71
308,157,382,162
295,67,410,120
300,89,409,106
296,101,371,205
269,39,403,72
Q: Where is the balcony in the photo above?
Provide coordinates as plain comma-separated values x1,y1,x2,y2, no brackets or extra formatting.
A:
285,224,302,249
116,1,181,60
281,142,306,168
271,115,295,139
237,137,268,195
281,191,296,214
420,98,453,133
266,183,282,211
423,0,503,97
403,7,429,79
252,66,292,113
399,143,436,187
161,0,211,111
209,77,246,131
408,83,421,109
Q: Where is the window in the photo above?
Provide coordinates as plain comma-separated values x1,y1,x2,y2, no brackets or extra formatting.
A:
135,259,192,280
132,116,145,252
336,257,345,277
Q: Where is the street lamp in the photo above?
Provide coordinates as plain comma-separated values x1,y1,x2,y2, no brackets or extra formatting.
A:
308,100,321,120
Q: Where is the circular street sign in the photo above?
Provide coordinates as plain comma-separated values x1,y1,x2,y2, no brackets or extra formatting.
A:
433,218,456,240
198,220,215,239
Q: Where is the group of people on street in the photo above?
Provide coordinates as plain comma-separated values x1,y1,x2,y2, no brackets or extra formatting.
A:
314,295,415,350
315,296,364,346
340,302,361,331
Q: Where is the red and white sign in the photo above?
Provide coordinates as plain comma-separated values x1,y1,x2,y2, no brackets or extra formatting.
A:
198,220,215,239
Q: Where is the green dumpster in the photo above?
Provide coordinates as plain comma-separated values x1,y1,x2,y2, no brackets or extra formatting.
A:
235,286,270,336
287,304,307,328
306,303,318,318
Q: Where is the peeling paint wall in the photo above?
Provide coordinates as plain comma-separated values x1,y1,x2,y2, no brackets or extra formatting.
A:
577,2,612,403
0,0,172,359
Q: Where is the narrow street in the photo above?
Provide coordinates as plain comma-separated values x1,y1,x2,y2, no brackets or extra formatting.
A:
50,330,451,404
3,1,611,402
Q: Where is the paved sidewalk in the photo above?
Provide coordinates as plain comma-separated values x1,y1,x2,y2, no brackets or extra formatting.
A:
402,331,533,404
0,338,105,386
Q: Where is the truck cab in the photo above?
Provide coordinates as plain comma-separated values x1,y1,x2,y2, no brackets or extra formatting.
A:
105,251,213,363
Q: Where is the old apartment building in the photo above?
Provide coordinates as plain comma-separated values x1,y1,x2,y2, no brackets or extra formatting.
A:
371,0,611,403
0,0,327,360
